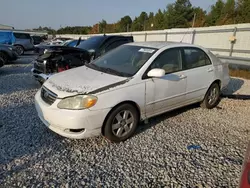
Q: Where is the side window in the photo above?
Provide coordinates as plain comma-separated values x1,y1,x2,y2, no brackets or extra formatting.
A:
183,48,211,70
149,48,183,74
14,33,30,39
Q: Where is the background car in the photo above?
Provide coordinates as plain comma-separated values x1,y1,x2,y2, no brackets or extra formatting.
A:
0,31,34,55
0,44,19,63
32,35,134,84
34,42,230,142
12,32,34,55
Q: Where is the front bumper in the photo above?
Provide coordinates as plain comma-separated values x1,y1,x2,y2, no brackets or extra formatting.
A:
31,68,53,83
34,89,110,139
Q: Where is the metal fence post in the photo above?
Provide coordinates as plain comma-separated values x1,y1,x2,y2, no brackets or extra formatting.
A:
191,30,196,44
145,33,147,42
165,32,168,41
229,27,237,56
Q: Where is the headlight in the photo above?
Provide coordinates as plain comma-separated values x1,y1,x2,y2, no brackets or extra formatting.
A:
8,47,13,51
57,95,98,110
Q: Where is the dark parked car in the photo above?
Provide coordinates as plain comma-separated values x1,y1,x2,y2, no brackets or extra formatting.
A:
32,35,134,84
0,57,4,68
31,35,44,45
0,44,19,63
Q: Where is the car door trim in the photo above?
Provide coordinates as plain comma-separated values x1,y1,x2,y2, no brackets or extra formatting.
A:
146,92,186,105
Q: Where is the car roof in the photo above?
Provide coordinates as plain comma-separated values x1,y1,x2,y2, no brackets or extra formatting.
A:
90,35,132,39
126,41,201,49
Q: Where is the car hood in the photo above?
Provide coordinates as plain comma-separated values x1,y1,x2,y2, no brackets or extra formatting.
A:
44,66,129,98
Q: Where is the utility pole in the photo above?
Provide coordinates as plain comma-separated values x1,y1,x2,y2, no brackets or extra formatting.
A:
144,16,146,31
192,13,196,28
127,24,129,32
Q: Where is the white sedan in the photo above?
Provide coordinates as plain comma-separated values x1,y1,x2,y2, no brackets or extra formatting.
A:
35,42,230,142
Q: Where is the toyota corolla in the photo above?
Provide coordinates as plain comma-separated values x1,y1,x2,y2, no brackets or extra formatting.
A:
35,42,230,142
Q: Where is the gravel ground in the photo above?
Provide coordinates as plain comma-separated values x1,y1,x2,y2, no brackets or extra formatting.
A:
0,57,250,187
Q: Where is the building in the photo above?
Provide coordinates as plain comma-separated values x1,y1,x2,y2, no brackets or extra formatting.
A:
0,24,14,30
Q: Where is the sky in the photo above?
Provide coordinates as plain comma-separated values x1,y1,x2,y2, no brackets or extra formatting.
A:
0,0,216,30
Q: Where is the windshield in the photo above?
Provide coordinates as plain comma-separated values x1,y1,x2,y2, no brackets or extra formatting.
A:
87,45,157,77
77,36,104,50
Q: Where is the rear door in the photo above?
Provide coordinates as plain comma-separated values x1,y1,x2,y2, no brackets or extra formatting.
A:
182,47,214,102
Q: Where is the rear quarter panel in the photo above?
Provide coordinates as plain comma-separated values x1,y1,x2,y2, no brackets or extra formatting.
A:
208,51,230,89
15,39,34,50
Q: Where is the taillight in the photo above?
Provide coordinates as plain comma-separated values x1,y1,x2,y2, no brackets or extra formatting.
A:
239,142,250,188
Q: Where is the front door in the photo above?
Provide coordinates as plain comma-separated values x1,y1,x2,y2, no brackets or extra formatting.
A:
144,48,187,118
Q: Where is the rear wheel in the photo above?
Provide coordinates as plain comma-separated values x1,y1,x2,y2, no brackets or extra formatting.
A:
201,83,220,109
15,45,24,55
103,104,139,142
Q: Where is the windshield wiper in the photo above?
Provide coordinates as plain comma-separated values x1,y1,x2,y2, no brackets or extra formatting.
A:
101,67,131,77
85,63,131,77
85,62,101,70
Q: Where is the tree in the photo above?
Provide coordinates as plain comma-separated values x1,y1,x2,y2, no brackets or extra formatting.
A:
147,12,154,30
132,12,148,31
192,7,206,27
138,12,148,31
218,0,236,25
205,0,225,26
99,19,107,33
165,0,194,28
154,9,165,29
236,0,250,23
118,16,132,32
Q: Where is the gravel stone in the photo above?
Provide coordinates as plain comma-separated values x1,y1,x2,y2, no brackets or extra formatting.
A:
0,56,249,187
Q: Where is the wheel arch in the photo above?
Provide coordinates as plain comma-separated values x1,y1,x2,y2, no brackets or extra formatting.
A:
101,100,141,135
212,79,221,89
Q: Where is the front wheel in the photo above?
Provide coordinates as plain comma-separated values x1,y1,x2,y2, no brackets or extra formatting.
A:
201,83,220,109
103,104,139,142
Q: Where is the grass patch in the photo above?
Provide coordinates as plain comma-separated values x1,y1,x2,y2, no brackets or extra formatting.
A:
229,68,250,80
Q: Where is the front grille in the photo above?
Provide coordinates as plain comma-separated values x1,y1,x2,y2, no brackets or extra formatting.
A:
41,86,57,105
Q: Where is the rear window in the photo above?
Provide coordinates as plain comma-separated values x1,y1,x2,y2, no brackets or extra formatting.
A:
77,36,105,51
14,33,31,39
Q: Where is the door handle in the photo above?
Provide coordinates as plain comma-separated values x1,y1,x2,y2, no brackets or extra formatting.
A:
179,74,187,79
208,68,214,72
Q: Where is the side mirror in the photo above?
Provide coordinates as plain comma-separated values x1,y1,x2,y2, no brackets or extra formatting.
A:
147,68,165,78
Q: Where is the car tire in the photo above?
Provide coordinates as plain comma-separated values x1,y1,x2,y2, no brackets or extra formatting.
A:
0,52,8,63
103,103,139,143
201,82,221,109
15,45,24,55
